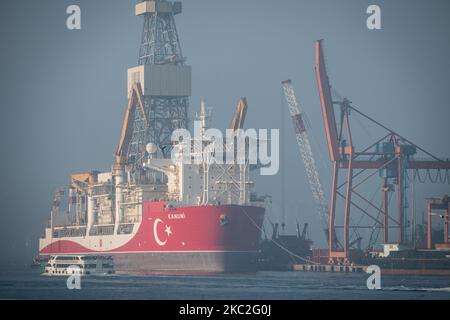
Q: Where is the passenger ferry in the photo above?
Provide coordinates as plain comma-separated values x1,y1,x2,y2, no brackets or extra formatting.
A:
43,255,115,276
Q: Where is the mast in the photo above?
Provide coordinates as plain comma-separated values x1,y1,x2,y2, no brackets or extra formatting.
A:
125,0,191,166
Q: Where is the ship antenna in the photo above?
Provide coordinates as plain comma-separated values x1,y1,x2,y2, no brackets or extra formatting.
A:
197,98,212,137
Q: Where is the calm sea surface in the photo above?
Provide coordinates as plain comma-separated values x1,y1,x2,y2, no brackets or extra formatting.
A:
0,264,449,300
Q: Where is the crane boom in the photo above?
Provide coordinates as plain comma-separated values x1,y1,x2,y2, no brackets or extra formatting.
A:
115,82,148,165
230,97,248,130
282,80,329,231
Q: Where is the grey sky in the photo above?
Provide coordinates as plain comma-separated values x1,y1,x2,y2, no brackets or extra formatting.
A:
1,0,449,262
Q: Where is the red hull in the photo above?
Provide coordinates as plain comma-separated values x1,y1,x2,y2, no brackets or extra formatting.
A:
40,202,265,273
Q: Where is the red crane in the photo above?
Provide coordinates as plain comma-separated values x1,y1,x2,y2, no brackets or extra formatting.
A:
315,39,450,264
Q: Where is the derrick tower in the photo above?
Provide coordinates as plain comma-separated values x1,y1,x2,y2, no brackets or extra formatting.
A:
126,0,191,165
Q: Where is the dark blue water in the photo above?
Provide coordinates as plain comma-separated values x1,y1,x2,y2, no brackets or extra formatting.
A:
0,265,449,300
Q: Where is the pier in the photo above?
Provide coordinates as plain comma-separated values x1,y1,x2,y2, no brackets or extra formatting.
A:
292,264,366,273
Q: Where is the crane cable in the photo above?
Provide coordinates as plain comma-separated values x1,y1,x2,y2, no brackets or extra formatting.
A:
239,206,320,265
410,169,450,184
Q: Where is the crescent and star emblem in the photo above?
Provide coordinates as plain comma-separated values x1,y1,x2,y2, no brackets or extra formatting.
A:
153,218,172,246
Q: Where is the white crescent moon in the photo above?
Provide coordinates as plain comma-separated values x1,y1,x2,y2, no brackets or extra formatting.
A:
153,218,167,246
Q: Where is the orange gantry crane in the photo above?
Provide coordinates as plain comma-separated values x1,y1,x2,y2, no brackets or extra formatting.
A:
315,39,450,264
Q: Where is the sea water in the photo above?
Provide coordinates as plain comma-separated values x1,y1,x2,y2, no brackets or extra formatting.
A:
0,264,449,300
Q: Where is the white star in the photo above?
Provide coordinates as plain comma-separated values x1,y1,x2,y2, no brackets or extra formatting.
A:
165,225,172,237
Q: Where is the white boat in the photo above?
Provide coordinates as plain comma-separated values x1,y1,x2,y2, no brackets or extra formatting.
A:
43,255,114,276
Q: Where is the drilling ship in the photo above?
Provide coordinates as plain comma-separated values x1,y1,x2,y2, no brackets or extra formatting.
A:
38,1,266,273
38,98,267,273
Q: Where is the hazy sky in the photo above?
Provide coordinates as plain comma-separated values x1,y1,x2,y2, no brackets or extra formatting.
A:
1,0,449,262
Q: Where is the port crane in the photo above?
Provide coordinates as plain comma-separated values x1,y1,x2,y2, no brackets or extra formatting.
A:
282,80,329,238
315,39,450,264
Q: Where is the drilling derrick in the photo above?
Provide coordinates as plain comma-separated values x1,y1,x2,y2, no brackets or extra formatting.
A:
125,0,191,166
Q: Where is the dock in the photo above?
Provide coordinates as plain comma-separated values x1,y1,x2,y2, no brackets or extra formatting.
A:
292,264,367,273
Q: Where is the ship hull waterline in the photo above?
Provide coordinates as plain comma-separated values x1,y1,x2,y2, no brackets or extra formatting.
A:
39,202,265,274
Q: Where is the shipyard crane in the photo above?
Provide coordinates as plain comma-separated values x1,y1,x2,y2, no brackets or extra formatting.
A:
282,80,329,237
315,39,450,264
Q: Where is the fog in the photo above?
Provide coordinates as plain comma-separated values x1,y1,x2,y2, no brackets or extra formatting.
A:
0,0,449,263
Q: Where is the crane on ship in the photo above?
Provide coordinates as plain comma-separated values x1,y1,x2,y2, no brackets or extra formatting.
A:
115,82,149,166
230,97,248,131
